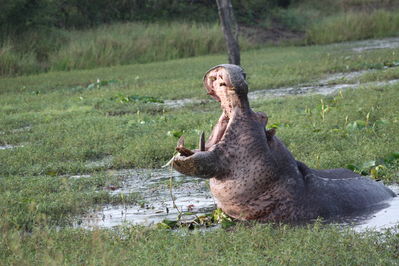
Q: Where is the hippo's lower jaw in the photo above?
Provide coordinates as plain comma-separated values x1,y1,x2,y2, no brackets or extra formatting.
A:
172,150,227,179
172,113,233,178
171,64,396,222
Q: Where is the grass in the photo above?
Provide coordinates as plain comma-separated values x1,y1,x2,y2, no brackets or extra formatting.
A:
0,22,255,77
306,10,399,44
1,40,399,263
0,174,142,231
1,223,399,264
2,4,399,77
48,22,255,71
1,44,398,177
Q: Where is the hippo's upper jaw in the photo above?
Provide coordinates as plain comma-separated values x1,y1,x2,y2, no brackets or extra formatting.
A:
172,65,251,178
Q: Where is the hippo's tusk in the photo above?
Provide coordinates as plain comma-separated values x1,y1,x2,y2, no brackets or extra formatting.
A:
177,136,185,148
199,131,205,151
175,136,194,156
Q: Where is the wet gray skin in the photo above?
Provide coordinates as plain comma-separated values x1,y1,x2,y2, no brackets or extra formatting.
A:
172,64,396,222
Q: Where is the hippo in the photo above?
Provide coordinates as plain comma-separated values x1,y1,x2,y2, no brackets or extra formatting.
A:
172,64,395,222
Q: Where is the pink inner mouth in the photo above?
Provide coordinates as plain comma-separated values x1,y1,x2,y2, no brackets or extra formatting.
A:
205,115,229,149
203,67,236,150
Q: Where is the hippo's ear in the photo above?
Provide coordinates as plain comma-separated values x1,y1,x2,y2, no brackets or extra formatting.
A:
266,128,276,141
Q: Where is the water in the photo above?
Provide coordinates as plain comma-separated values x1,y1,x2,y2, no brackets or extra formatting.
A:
349,37,399,52
0,126,31,135
0,126,30,150
248,78,399,100
77,168,399,232
341,185,399,232
163,98,207,108
77,168,215,228
84,155,113,169
0,144,24,150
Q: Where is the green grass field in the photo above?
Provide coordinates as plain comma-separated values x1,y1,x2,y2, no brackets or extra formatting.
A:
1,39,399,264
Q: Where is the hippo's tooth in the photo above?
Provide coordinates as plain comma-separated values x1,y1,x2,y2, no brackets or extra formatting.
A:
199,131,205,151
177,136,185,148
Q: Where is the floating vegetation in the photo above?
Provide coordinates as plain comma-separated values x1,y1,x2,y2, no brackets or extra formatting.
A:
157,208,236,230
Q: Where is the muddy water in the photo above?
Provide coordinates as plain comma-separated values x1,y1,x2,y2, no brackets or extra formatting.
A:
84,155,113,169
0,126,31,135
248,78,399,100
348,37,399,52
0,144,24,150
0,127,31,150
77,168,399,232
163,98,207,108
77,169,215,228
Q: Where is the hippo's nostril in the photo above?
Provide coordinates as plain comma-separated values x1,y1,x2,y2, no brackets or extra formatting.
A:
220,82,227,87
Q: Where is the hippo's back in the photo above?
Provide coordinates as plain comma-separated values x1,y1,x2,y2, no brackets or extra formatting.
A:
303,168,396,218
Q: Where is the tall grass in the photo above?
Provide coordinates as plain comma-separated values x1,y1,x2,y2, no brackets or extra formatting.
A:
49,22,254,71
1,8,399,77
306,10,399,44
0,22,254,77
0,43,38,76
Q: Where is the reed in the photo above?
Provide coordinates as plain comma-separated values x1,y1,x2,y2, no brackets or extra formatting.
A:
306,10,399,44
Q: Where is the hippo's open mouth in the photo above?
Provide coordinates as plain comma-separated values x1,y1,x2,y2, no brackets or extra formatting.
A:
175,67,236,156
204,66,236,118
201,66,239,150
176,113,229,157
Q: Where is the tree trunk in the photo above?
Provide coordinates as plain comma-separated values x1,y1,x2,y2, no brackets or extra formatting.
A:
216,0,240,66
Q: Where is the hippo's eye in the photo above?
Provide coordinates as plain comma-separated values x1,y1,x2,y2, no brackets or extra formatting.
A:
210,76,216,81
